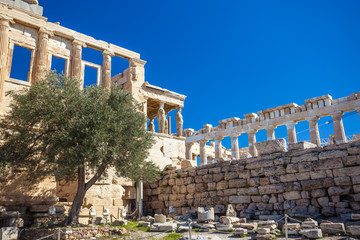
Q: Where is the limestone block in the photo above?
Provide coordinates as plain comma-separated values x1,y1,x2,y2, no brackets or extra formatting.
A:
150,222,177,232
283,223,300,232
216,181,228,190
350,214,360,220
299,229,322,238
334,176,352,186
301,178,334,190
255,139,287,155
220,216,240,225
29,205,50,213
226,204,237,217
347,225,360,236
197,207,214,223
288,141,317,151
314,158,344,170
317,197,329,207
258,184,284,194
319,150,347,160
228,179,247,188
302,218,318,228
215,223,234,232
328,186,351,196
240,222,257,230
280,174,297,182
214,205,226,214
229,196,251,204
154,214,166,223
246,160,274,169
333,166,360,177
291,152,318,163
0,227,18,240
283,191,301,200
257,228,270,234
233,228,247,237
343,155,360,166
187,184,196,193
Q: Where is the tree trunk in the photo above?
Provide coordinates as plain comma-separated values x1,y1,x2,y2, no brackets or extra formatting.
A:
64,163,107,226
64,167,86,226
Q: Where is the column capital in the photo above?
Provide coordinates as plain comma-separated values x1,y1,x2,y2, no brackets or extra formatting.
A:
214,136,224,141
247,129,258,134
306,116,320,121
38,27,54,38
72,38,86,48
284,120,297,126
265,125,277,130
0,15,14,26
103,49,115,57
199,139,208,144
330,111,343,119
130,58,147,67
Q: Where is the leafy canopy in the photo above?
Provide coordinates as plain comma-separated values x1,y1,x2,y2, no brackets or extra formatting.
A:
0,71,159,183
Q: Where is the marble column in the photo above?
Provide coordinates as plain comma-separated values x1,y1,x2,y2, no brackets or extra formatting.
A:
157,102,166,134
331,111,347,144
214,137,224,161
285,121,297,144
71,39,86,81
0,15,13,103
265,125,276,140
230,134,240,159
307,116,321,146
102,49,115,89
185,142,194,160
175,107,183,137
199,140,207,165
34,28,53,82
248,130,258,157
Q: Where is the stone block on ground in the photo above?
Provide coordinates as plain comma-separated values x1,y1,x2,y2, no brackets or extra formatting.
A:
197,207,214,223
0,226,18,240
255,138,287,155
299,229,323,239
177,225,189,232
347,225,360,236
215,223,234,232
150,223,177,232
320,222,345,235
240,222,257,230
220,216,240,225
154,214,166,223
255,234,273,240
256,228,270,234
233,228,247,237
302,218,318,228
288,141,317,151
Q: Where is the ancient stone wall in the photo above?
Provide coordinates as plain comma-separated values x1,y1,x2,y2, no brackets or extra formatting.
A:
144,140,360,219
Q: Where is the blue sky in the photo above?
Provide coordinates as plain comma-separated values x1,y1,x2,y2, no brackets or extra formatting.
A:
36,1,360,148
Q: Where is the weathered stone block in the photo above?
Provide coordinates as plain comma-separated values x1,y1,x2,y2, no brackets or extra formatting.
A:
298,162,313,172
255,139,287,155
311,189,327,198
328,186,351,196
259,184,284,194
317,197,329,207
291,153,318,163
224,171,237,180
154,214,166,223
310,170,326,179
288,141,317,151
319,150,347,160
150,222,177,232
299,229,322,238
216,181,228,190
0,227,18,240
280,174,297,182
347,225,360,236
343,155,360,166
246,160,274,169
228,179,247,188
334,176,352,186
283,191,301,200
197,207,215,223
301,178,334,190
229,196,251,204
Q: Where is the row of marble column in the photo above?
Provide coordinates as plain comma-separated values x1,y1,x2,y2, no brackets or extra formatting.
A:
148,103,184,137
186,110,357,165
0,14,116,103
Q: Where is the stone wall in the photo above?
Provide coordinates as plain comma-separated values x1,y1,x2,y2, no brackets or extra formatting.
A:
144,140,360,219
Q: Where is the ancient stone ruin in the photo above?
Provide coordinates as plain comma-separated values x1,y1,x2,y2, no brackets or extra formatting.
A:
0,0,360,239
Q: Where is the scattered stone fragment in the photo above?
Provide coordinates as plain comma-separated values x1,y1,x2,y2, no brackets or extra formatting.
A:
197,207,214,223
226,204,237,217
150,222,177,232
256,228,270,234
233,227,247,237
215,223,234,232
240,222,257,230
299,229,323,239
154,214,166,223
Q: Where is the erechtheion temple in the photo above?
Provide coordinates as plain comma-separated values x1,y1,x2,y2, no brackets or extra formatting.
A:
0,0,360,228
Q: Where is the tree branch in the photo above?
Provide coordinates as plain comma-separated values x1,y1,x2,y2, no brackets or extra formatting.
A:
84,163,107,192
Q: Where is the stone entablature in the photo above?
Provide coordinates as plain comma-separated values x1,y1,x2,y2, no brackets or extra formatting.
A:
144,140,360,218
185,92,360,163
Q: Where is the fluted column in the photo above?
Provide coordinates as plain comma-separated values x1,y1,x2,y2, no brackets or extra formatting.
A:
185,142,194,160
71,39,86,81
307,116,321,146
199,140,207,165
265,125,276,140
248,130,258,157
285,121,297,144
214,137,224,161
331,111,347,144
102,49,115,89
157,102,166,134
175,107,183,137
34,28,53,82
230,134,240,159
0,15,13,103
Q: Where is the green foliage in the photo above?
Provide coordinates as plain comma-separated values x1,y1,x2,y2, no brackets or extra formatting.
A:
175,173,181,178
244,183,250,188
162,184,170,188
162,233,183,240
282,163,288,169
0,71,159,183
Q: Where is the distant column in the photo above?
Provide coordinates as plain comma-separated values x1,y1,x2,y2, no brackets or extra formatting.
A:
199,140,207,165
214,137,224,161
157,102,166,134
148,118,155,133
0,15,13,103
331,111,347,144
185,142,194,160
265,125,276,140
175,107,183,137
230,134,240,159
71,39,86,82
307,116,321,146
34,28,53,82
285,121,297,144
248,130,258,157
102,49,115,89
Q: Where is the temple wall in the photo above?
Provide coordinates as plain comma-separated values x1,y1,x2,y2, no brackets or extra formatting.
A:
144,140,360,219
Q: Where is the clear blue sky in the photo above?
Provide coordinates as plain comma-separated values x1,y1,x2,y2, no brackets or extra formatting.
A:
37,1,360,148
